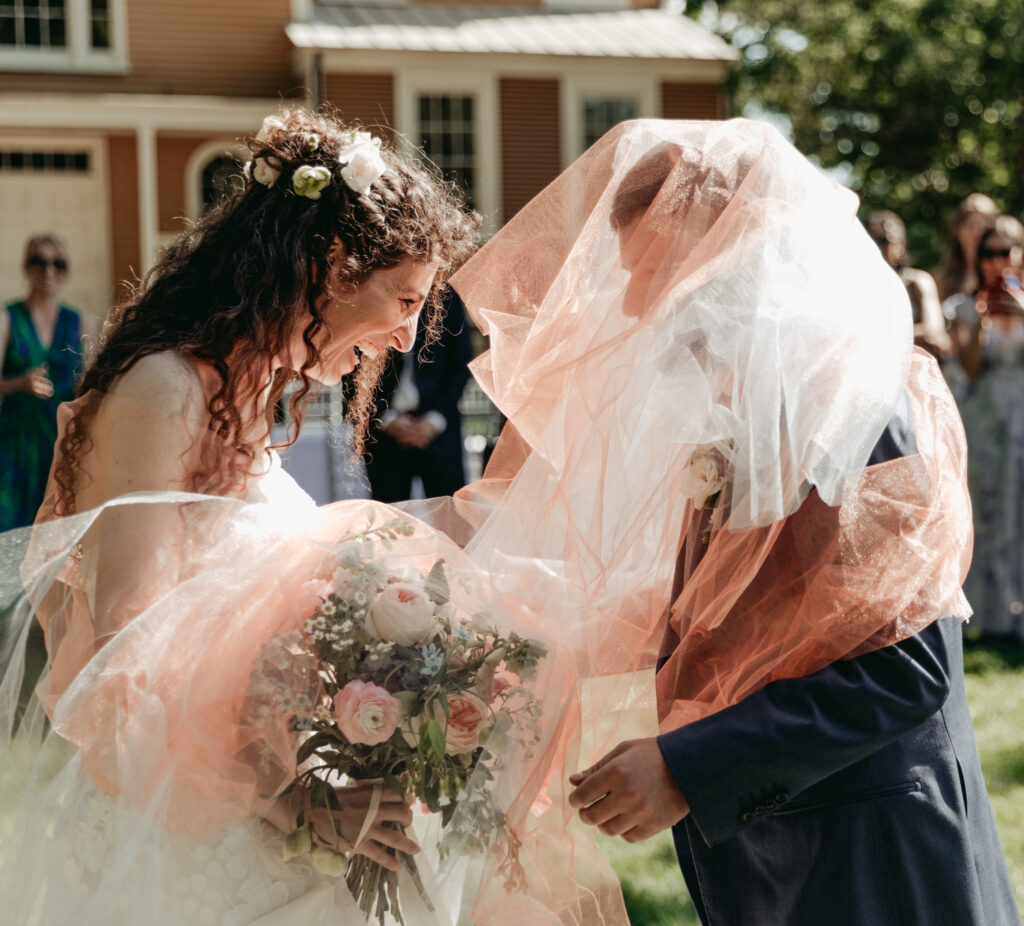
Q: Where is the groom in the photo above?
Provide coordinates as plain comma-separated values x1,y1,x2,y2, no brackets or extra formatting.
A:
568,407,1021,925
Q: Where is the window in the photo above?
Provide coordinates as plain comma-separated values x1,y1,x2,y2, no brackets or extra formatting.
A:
0,0,124,70
88,0,108,48
418,94,476,208
0,149,90,172
583,97,639,149
0,1,66,48
200,155,244,213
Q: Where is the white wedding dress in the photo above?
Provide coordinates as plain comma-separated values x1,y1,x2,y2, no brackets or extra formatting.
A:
1,452,456,926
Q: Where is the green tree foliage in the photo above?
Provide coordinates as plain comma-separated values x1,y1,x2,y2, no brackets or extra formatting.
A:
688,0,1024,268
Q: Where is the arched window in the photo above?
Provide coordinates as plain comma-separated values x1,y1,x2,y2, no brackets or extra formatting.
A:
200,154,244,213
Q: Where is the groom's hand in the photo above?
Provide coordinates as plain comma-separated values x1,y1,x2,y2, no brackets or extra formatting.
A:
568,737,689,842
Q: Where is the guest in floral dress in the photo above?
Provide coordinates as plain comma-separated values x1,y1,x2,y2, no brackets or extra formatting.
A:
0,234,91,530
951,216,1024,640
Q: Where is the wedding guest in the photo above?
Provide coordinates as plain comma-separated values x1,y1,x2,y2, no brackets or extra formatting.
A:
0,234,94,530
952,216,1024,641
359,283,474,501
451,120,1019,926
865,210,951,359
936,192,999,302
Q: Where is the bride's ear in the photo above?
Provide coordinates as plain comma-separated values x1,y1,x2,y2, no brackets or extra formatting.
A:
327,236,347,261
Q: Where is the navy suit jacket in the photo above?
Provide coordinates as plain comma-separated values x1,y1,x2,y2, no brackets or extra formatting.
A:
362,286,474,501
657,395,1020,925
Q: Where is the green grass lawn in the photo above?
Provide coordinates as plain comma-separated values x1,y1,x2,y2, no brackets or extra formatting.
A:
603,637,1024,925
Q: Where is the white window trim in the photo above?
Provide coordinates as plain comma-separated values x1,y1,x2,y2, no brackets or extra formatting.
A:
184,139,251,223
0,0,128,73
560,73,658,166
393,68,500,236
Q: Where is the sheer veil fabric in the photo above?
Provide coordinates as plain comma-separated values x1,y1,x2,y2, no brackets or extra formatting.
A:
452,119,972,742
0,119,974,926
0,373,583,924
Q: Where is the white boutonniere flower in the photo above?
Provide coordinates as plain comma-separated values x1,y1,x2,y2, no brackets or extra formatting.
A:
680,445,726,511
256,115,285,142
293,164,332,200
303,132,320,153
338,130,386,196
252,155,282,188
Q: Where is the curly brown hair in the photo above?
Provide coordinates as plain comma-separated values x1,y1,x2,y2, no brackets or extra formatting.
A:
53,109,479,514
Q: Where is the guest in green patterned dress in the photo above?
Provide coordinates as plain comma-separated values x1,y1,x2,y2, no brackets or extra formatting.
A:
0,234,91,530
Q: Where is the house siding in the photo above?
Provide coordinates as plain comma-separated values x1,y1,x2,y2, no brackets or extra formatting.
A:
0,0,296,97
107,133,140,302
499,77,560,223
322,74,396,137
661,82,726,120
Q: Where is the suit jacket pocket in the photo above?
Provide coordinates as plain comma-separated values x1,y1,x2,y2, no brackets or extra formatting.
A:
772,779,922,816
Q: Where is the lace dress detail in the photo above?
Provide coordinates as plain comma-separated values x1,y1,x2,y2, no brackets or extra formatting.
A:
53,766,334,926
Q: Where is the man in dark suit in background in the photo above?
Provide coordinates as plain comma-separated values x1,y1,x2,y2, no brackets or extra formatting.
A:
362,284,474,502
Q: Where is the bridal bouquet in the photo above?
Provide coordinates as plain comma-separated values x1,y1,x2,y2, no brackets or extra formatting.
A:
262,512,546,925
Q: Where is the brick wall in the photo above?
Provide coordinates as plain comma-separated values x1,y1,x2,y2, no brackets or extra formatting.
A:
499,77,561,223
661,82,726,121
107,134,140,302
322,74,396,137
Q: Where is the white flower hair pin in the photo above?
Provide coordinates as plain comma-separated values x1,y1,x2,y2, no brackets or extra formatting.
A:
337,130,386,196
293,165,332,200
249,117,387,199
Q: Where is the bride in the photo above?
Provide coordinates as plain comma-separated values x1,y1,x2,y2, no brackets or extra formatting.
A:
0,110,481,925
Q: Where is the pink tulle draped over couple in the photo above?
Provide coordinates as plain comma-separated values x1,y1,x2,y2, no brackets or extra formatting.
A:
2,115,1014,926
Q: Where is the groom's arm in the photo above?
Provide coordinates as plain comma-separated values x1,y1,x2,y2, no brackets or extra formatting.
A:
567,619,956,845
656,616,955,847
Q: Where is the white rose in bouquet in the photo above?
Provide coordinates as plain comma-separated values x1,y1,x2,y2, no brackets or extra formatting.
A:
366,582,438,646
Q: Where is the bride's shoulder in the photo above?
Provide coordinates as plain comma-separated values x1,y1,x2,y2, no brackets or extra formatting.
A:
107,351,209,425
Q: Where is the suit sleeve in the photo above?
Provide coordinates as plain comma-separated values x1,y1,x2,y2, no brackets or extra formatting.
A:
658,607,956,848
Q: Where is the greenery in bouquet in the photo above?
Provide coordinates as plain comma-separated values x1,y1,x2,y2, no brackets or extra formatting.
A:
277,513,546,924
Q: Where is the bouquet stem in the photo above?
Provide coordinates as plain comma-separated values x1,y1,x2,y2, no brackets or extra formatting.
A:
346,849,435,925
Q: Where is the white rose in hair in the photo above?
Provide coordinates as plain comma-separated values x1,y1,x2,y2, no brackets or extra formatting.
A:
680,446,726,509
292,164,332,200
366,582,438,646
256,115,285,142
252,157,281,188
339,138,386,196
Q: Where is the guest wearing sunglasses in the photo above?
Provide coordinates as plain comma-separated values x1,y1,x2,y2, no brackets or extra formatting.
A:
948,216,1024,641
0,234,93,530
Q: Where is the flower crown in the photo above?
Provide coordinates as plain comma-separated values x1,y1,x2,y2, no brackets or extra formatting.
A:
247,116,387,200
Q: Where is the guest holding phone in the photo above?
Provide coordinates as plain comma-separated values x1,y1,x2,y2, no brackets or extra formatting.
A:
952,217,1024,640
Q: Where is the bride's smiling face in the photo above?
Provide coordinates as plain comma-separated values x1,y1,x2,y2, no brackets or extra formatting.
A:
288,254,439,385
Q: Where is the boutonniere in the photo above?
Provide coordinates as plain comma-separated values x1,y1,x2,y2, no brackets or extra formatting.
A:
680,445,727,542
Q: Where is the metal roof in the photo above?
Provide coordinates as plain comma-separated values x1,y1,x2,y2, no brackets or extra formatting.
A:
287,3,739,62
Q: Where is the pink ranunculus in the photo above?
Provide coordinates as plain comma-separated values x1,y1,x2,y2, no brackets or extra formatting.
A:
442,691,490,754
333,681,401,746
